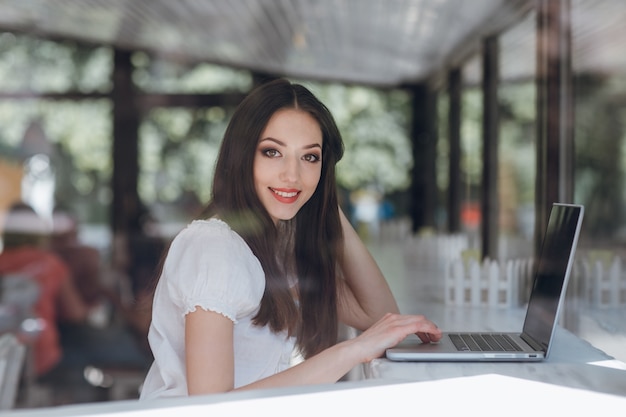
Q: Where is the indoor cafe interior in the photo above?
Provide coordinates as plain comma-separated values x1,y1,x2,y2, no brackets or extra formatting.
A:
0,0,625,415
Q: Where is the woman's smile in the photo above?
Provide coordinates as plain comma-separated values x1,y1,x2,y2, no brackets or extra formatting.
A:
270,188,301,203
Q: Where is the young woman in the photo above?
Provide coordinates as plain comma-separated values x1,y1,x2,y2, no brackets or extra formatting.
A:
139,79,441,399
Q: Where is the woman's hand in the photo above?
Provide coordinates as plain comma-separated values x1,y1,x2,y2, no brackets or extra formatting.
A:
349,313,442,363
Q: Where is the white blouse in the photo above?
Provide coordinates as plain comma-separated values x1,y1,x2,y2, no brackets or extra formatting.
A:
140,219,296,400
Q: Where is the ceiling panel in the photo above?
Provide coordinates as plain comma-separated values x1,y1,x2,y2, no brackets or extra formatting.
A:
0,0,532,86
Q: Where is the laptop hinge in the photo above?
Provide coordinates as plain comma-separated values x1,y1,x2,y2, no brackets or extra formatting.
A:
520,333,546,352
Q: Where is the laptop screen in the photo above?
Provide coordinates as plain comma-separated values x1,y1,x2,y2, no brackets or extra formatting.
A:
522,204,584,350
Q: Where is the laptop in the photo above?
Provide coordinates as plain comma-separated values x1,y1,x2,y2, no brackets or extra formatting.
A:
386,203,584,362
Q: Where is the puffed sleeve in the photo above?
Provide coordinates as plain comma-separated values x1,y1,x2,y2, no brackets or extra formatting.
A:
162,220,265,323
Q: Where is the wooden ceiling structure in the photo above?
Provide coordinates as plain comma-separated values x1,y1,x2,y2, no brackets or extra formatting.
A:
0,0,533,87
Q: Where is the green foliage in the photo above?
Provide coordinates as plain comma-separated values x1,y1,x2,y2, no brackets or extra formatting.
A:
139,106,230,205
300,82,413,193
0,32,111,92
132,52,252,93
499,82,536,205
0,33,414,224
461,88,483,190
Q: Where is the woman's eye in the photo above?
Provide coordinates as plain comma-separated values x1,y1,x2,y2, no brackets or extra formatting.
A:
303,153,321,163
262,148,280,158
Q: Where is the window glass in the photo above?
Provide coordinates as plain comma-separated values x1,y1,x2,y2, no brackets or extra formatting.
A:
461,54,483,237
497,11,536,259
571,0,626,362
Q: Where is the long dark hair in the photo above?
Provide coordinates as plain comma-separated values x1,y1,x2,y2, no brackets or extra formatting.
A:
200,78,345,358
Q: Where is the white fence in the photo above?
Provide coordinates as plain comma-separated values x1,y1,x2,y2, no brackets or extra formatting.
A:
400,231,626,309
577,252,626,308
441,250,626,309
444,256,535,308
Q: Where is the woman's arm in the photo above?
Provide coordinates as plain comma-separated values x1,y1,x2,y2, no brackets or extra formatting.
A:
241,313,440,391
185,309,441,396
337,208,399,331
186,308,235,394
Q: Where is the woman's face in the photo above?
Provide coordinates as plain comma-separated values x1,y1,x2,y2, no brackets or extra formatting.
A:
253,108,323,224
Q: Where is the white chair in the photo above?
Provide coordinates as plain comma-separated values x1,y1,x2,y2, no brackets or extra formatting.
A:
0,333,26,410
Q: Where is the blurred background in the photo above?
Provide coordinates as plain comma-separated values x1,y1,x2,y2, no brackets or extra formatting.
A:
0,0,625,409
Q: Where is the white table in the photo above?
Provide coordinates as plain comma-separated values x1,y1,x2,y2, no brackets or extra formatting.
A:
5,311,626,416
362,302,626,398
6,361,626,417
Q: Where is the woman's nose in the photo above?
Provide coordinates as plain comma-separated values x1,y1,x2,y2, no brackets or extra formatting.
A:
279,156,299,182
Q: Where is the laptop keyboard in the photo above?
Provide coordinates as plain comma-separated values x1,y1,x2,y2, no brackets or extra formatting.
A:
449,333,523,352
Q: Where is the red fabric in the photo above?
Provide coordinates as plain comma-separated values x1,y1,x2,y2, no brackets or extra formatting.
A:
0,247,69,376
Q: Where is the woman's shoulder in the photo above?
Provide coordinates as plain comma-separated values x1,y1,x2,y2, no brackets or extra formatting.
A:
186,217,232,233
175,218,239,245
168,218,257,266
161,218,265,316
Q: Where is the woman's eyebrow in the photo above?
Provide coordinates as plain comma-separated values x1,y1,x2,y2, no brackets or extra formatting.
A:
258,137,286,147
259,137,322,150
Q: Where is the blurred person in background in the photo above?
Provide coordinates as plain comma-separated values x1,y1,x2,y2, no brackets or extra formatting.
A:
0,202,88,380
0,203,152,404
49,208,152,387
